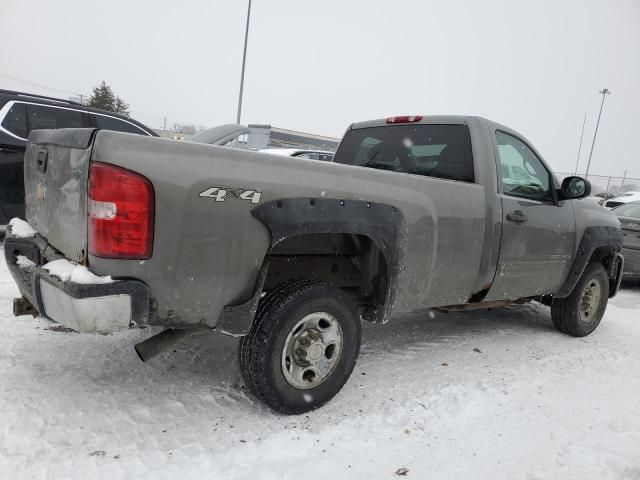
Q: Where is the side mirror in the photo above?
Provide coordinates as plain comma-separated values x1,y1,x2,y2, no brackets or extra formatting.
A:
560,176,591,200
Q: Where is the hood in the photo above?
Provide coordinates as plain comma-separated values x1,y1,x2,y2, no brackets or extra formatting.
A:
574,197,621,230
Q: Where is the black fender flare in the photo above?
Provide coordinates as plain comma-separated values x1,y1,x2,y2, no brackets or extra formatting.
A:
218,197,407,335
253,197,407,323
555,225,623,298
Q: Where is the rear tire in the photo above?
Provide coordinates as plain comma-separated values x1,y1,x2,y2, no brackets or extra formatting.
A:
239,280,361,414
551,262,609,337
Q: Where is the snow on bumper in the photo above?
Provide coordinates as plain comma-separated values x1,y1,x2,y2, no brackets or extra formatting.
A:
4,229,150,334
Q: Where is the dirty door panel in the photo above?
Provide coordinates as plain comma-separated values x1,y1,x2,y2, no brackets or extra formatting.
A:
486,196,575,300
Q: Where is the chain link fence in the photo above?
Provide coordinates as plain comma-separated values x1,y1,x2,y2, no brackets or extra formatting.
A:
556,172,640,197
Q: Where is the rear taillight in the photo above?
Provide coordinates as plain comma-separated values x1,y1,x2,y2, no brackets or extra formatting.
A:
88,162,154,259
386,115,423,124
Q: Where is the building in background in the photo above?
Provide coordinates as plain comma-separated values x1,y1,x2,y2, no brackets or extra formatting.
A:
266,126,339,151
183,124,341,152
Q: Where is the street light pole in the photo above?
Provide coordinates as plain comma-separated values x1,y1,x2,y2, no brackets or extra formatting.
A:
573,112,586,175
236,0,252,125
584,88,611,178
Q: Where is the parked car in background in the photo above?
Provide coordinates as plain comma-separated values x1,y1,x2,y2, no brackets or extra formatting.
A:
189,124,250,147
0,89,157,231
604,191,640,209
593,192,616,205
259,148,334,161
613,201,640,278
190,124,340,154
585,195,606,205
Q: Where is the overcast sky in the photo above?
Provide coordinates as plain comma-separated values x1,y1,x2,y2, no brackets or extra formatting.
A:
1,0,639,179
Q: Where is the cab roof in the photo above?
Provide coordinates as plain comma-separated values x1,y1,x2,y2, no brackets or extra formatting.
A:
349,115,478,130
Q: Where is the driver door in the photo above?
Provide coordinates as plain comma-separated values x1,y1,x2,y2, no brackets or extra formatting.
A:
485,130,576,301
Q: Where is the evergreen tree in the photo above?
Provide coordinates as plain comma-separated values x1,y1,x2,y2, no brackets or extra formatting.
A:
88,81,115,111
87,81,129,116
113,97,130,117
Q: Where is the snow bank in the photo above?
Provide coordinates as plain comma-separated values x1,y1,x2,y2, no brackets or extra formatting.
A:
43,259,115,284
16,255,36,269
70,265,115,285
8,218,37,238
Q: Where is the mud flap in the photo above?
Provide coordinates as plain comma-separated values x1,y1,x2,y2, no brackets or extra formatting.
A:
217,262,270,336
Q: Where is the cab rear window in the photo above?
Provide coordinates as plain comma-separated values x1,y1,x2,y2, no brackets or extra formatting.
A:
333,124,474,183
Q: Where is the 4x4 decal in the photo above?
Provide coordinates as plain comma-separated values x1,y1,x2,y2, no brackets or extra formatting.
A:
199,186,262,204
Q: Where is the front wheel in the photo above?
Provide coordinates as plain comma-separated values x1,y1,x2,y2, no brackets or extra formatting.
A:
239,280,361,414
551,262,609,337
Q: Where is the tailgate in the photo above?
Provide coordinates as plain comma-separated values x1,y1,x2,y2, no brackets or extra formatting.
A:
24,128,97,263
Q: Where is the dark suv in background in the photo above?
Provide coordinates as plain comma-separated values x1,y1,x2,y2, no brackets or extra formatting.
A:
0,89,157,230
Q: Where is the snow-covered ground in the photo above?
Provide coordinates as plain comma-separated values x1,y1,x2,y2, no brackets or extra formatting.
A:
1,248,639,480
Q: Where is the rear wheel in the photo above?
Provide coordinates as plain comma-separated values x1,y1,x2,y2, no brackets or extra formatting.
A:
239,280,361,414
551,262,609,337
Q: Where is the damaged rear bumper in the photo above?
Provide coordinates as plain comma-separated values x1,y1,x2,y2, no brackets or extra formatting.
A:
4,231,150,334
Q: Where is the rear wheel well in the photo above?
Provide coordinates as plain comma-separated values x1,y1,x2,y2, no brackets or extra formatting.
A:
263,233,389,321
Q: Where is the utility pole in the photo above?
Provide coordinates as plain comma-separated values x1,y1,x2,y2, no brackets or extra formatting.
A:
573,113,586,175
163,116,167,132
621,169,628,191
584,88,611,178
236,0,252,125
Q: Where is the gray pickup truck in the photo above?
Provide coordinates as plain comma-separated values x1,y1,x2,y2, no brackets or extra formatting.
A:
4,115,624,414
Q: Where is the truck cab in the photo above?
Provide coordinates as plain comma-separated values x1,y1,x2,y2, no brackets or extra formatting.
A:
332,116,623,304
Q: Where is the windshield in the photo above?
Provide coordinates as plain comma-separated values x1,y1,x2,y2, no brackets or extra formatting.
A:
613,202,640,218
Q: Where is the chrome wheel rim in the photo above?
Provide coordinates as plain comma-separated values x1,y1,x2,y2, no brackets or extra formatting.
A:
281,312,343,390
579,279,602,323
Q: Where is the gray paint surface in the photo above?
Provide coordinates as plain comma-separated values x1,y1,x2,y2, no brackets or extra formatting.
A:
22,117,622,329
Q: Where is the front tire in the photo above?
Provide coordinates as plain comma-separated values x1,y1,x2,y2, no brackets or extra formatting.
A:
239,280,361,414
551,262,609,337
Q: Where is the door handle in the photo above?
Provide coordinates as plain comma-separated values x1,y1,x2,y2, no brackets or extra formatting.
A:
0,147,18,154
506,210,528,223
36,148,48,172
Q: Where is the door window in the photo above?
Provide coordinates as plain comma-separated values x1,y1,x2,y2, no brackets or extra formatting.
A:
496,131,550,200
92,114,148,135
26,104,86,132
1,102,28,138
